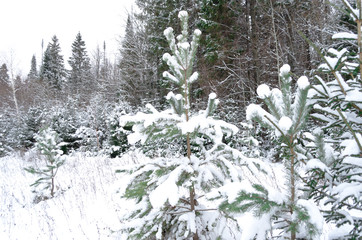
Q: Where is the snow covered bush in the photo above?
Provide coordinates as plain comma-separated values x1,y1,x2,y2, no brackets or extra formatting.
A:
73,95,111,154
104,104,132,158
115,11,262,239
47,99,81,154
24,127,65,200
0,109,24,154
305,1,362,238
18,106,45,149
219,65,324,240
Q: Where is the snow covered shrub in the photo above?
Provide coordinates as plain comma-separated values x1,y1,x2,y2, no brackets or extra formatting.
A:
219,65,324,240
24,127,65,199
0,112,9,156
305,1,362,237
18,106,45,149
74,95,111,154
74,126,99,153
115,11,262,239
47,99,81,153
0,108,22,154
104,104,131,158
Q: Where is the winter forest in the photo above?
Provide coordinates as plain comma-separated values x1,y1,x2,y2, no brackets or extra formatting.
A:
1,0,361,239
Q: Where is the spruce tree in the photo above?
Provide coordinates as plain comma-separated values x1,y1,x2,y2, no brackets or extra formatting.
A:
40,35,65,90
24,127,65,199
116,11,263,239
68,32,92,95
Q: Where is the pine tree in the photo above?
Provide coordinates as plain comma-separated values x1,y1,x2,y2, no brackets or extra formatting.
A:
116,11,264,239
304,1,362,238
219,65,324,239
24,127,65,199
68,32,92,95
27,55,38,81
40,35,65,90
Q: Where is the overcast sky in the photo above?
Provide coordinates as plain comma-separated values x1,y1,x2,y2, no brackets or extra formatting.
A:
0,0,135,76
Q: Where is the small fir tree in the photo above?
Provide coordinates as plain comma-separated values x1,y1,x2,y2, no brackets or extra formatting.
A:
24,127,65,199
116,11,263,239
219,65,324,240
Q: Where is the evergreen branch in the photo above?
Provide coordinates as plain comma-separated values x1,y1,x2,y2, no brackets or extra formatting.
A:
299,173,362,212
312,76,329,98
174,205,191,211
340,0,359,20
195,208,218,212
298,30,347,96
336,108,362,153
170,210,192,215
263,114,290,145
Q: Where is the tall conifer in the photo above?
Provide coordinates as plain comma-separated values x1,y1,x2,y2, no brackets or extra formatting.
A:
68,32,92,93
27,55,38,81
40,35,65,90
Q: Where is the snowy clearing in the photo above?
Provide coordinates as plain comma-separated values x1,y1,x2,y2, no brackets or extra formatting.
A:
0,150,354,239
0,151,131,240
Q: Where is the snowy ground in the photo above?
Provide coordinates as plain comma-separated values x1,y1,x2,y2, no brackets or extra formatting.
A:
0,150,142,240
0,150,353,239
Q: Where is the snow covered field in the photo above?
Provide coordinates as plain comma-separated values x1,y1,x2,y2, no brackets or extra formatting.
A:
0,150,355,239
0,150,141,240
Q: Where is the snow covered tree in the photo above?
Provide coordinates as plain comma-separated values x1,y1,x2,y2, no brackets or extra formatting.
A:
24,127,65,199
48,100,81,154
19,106,44,149
104,103,132,158
118,13,163,106
116,11,263,239
219,65,324,239
0,63,10,106
304,1,362,238
0,63,9,83
119,14,144,105
27,55,38,81
40,35,65,90
68,32,92,97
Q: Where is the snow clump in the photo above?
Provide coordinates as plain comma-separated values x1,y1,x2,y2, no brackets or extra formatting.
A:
163,27,173,37
194,29,202,36
209,92,217,99
279,116,293,132
297,76,310,89
256,84,271,99
280,64,291,76
178,11,188,19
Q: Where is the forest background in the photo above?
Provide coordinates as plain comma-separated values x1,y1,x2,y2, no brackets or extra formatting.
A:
0,0,361,239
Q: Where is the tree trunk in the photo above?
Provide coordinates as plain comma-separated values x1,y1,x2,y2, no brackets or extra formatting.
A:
290,138,296,240
250,0,260,89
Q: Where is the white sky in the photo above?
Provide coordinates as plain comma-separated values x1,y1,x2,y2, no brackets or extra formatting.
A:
0,0,135,76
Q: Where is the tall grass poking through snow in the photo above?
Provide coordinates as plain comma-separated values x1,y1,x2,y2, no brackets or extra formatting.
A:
0,150,129,240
